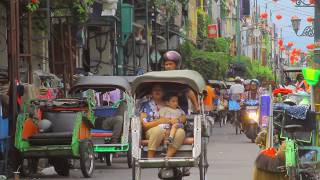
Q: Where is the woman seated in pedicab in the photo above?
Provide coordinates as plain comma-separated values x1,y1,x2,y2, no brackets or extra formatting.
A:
139,84,187,158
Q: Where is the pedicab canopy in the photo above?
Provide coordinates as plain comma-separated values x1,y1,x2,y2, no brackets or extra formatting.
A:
70,76,132,93
132,70,206,98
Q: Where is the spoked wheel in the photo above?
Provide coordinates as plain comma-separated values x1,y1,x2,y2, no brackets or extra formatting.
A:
199,138,209,180
21,158,38,177
105,153,113,166
287,167,298,180
79,140,95,178
49,157,70,176
127,136,133,168
132,158,141,180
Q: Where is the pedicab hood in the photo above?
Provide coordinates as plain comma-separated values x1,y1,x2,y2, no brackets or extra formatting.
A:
131,70,206,98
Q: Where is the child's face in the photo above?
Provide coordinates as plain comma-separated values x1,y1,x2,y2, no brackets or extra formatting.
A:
167,96,179,109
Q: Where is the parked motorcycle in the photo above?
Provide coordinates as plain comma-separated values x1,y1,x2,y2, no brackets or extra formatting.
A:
242,100,259,143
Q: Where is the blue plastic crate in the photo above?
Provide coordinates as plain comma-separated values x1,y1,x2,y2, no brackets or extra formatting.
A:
0,117,8,139
93,107,118,117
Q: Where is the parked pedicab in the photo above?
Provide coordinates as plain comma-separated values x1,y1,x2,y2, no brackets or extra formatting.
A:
70,76,135,168
131,70,208,180
15,91,96,177
271,90,320,179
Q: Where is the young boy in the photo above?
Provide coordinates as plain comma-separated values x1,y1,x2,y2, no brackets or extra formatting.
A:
159,92,185,144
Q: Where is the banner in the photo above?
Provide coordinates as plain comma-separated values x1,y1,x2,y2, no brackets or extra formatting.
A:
208,24,218,38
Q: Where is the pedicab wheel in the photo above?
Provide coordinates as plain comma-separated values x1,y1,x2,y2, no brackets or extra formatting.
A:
50,158,70,176
105,153,113,166
132,158,141,180
199,138,208,180
127,138,132,168
287,167,298,180
79,140,95,178
21,158,38,177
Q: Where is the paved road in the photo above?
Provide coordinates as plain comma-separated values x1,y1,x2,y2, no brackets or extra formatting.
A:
32,124,260,180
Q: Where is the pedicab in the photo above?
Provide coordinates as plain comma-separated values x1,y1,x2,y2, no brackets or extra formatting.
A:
130,70,208,180
15,91,96,177
208,80,228,127
272,91,320,179
70,76,135,168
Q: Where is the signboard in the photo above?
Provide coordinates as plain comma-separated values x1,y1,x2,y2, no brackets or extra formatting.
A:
208,24,218,38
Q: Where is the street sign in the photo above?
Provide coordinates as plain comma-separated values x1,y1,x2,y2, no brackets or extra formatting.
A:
208,24,218,38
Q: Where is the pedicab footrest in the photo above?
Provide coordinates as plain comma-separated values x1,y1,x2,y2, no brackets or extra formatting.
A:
91,129,113,137
28,132,73,146
138,157,196,168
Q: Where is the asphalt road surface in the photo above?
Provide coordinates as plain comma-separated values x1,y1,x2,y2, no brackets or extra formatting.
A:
29,124,260,180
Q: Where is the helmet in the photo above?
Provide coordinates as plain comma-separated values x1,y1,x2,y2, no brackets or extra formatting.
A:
244,79,251,85
163,51,182,64
250,79,260,86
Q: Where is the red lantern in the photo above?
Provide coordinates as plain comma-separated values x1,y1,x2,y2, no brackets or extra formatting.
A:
306,43,315,50
280,46,285,52
287,41,294,47
291,0,297,2
304,52,308,57
275,15,282,20
307,16,314,23
260,12,268,19
290,55,296,65
278,39,283,46
309,0,315,4
291,16,299,20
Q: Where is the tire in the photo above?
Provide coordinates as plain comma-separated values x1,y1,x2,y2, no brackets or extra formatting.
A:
105,153,113,166
132,158,141,180
21,158,38,177
199,138,208,180
50,158,70,176
127,136,133,168
79,140,95,178
287,167,298,180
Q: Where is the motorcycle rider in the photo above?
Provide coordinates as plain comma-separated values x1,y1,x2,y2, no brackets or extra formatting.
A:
162,50,200,113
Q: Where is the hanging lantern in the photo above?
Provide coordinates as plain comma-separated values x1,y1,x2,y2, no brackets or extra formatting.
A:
287,41,294,47
280,46,285,52
304,52,308,57
275,15,282,20
291,0,297,2
290,55,296,65
307,16,314,23
260,12,268,19
306,43,316,50
295,48,301,56
278,39,283,46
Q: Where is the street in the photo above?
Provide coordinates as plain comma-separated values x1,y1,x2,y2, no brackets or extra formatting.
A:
36,124,259,180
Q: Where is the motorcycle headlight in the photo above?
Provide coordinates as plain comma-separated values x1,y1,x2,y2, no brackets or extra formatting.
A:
248,112,259,122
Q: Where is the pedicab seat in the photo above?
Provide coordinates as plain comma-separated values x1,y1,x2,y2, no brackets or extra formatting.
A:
91,129,113,137
140,137,194,146
28,111,78,146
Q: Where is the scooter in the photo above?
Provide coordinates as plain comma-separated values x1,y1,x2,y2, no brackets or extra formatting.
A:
241,100,259,143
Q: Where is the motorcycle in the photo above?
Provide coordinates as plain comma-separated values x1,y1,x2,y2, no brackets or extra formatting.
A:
242,100,259,143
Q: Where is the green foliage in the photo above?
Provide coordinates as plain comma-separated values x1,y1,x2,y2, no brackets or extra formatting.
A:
220,0,227,18
72,0,94,24
203,38,231,53
153,0,180,19
179,41,274,80
179,41,231,80
196,9,210,47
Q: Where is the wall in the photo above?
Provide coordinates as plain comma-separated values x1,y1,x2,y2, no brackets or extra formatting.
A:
0,3,7,68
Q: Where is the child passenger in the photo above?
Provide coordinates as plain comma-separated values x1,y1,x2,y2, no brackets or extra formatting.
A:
159,92,185,144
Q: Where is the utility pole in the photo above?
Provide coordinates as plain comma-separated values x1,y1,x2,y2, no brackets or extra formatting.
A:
236,0,241,62
314,1,320,112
